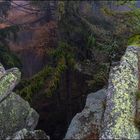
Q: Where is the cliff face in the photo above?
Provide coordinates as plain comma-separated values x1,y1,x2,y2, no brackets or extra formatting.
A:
100,46,140,139
65,46,140,139
0,63,49,139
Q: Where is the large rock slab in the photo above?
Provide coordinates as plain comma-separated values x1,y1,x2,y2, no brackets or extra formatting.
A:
0,64,39,139
100,46,140,139
0,67,20,103
0,92,39,139
65,89,106,140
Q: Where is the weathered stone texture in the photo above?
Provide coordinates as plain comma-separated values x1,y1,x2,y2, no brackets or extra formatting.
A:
6,129,50,140
65,46,140,140
0,63,48,139
65,89,106,140
0,68,20,103
100,46,140,139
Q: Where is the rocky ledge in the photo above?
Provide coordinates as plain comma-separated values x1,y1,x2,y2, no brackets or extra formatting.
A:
65,46,140,139
0,63,49,139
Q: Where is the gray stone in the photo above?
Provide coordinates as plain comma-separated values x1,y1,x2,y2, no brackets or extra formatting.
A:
0,67,21,103
0,63,5,78
100,46,140,139
0,92,39,139
65,89,106,140
6,128,50,140
65,46,140,139
0,64,40,139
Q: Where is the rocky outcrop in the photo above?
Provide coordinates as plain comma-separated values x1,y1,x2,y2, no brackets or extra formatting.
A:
100,46,140,139
6,129,49,140
65,89,106,139
0,63,48,139
65,46,140,139
0,92,39,139
0,65,20,103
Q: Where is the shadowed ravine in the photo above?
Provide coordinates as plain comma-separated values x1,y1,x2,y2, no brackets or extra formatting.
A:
1,1,140,140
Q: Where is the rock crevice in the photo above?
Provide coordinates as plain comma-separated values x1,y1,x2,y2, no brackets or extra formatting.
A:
100,46,140,139
65,46,140,139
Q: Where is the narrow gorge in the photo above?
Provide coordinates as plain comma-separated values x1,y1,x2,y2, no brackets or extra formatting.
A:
0,1,140,140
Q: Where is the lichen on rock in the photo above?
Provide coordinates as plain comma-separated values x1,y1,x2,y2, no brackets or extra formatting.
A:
65,46,140,140
100,46,140,139
0,67,21,103
0,63,47,139
128,35,140,47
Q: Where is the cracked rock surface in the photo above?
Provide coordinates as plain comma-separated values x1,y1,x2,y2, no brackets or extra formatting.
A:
0,63,48,139
100,46,140,139
65,46,140,140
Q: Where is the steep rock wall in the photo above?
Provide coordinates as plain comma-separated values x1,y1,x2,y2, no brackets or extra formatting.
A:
65,46,140,139
100,46,140,139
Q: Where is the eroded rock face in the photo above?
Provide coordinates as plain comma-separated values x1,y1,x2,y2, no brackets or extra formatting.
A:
0,63,43,139
65,89,106,140
6,129,50,140
0,66,20,103
0,93,39,138
100,46,140,139
65,46,140,140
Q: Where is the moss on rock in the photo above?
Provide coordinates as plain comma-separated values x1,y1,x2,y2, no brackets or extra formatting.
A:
128,35,140,47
